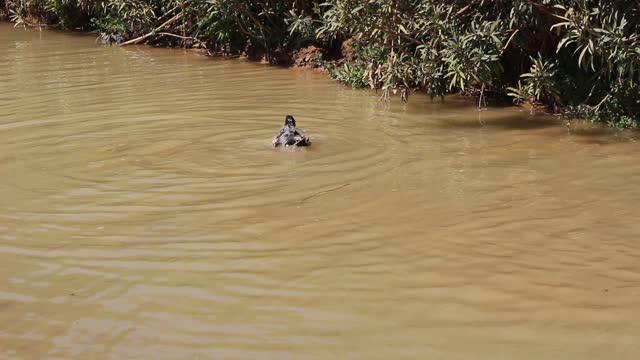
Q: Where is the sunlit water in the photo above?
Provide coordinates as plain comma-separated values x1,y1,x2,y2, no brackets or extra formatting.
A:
1,23,640,360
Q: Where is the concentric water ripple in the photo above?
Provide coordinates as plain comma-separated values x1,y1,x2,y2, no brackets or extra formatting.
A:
2,22,640,360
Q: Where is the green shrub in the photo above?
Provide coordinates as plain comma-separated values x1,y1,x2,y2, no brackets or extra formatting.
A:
5,0,640,127
319,0,640,126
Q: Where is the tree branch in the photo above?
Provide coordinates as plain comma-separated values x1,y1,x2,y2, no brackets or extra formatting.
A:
119,12,184,46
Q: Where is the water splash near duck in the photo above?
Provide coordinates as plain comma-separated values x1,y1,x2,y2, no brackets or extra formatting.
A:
272,115,311,147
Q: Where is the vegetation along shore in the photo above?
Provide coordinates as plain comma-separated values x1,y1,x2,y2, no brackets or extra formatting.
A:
2,1,639,128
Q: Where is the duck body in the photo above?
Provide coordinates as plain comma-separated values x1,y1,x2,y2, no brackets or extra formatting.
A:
272,115,311,147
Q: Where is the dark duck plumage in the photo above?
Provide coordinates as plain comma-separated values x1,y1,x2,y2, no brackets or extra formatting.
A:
272,115,311,147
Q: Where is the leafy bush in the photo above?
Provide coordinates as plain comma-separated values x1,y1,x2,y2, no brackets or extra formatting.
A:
187,0,322,61
5,0,640,127
319,0,640,127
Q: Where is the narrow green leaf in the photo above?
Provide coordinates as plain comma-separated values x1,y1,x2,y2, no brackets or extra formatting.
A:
578,46,589,67
557,37,570,52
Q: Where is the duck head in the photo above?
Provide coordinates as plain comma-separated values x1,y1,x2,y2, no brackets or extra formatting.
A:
285,115,296,127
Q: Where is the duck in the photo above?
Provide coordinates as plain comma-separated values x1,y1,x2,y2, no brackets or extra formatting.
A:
272,115,311,147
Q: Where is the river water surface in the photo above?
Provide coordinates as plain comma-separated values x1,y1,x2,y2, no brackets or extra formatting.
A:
2,23,640,360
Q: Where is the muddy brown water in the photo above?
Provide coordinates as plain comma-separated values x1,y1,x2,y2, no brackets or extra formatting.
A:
2,23,640,360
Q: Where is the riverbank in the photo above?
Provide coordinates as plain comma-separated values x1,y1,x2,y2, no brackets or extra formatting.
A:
0,19,619,131
3,1,639,128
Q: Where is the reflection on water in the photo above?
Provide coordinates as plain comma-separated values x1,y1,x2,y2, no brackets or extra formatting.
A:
1,22,640,360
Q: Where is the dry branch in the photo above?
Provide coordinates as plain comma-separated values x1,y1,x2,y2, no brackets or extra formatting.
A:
158,32,193,40
119,12,184,46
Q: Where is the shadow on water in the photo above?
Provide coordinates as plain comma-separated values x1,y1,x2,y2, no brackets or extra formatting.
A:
432,109,639,144
568,126,639,144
